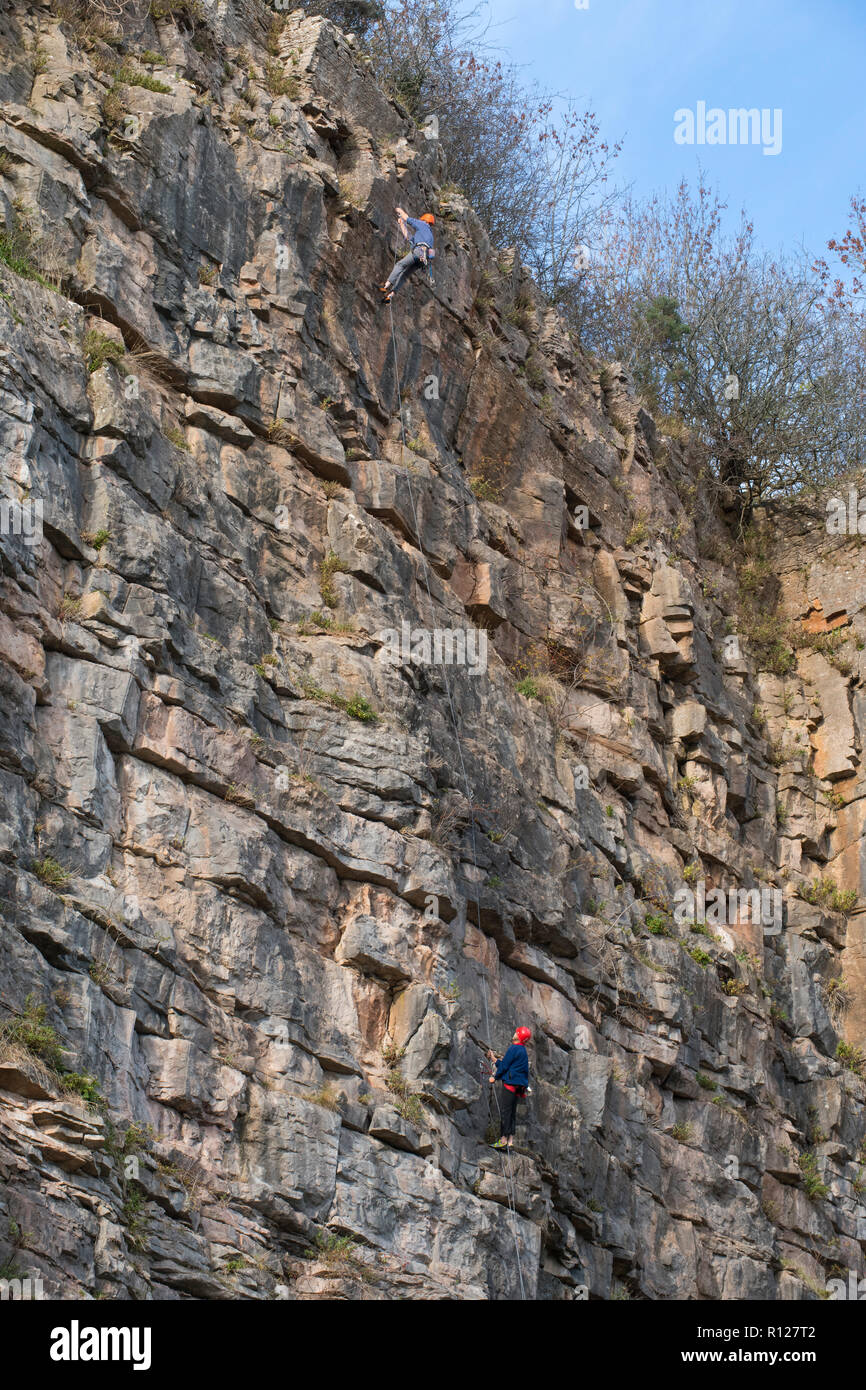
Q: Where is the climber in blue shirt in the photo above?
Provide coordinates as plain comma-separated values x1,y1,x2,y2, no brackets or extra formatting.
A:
379,206,435,302
487,1026,532,1150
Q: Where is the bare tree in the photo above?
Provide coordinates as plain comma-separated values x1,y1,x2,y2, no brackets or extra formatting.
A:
521,103,622,299
815,195,866,305
572,180,866,510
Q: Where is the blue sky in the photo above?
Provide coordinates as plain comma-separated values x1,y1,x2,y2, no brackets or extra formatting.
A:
483,0,864,260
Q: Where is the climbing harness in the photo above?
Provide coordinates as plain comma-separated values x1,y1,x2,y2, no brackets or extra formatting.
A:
413,241,435,287
387,300,526,1299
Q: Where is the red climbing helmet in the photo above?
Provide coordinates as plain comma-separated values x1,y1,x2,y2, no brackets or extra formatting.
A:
420,213,435,224
515,1026,532,1043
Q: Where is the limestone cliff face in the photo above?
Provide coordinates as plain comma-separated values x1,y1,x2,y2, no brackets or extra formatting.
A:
1,1,865,1302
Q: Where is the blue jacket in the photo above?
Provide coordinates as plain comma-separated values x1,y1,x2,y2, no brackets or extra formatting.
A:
494,1043,529,1088
405,216,434,250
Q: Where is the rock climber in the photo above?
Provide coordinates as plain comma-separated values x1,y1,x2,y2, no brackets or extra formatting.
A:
379,206,435,302
487,1026,532,1150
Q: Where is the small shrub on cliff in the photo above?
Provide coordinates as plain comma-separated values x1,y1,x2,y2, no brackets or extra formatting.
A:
735,948,763,975
524,352,545,390
610,1281,633,1300
386,1069,425,1127
105,1120,153,1165
225,782,255,808
309,1084,341,1111
100,82,127,130
801,628,854,675
822,976,853,1024
264,60,299,99
798,877,858,913
114,65,172,93
83,330,125,373
0,218,55,288
228,101,250,127
149,0,205,22
779,1261,832,1299
466,472,497,502
0,996,65,1070
671,1122,693,1143
29,45,49,77
163,425,190,452
798,1149,830,1201
267,416,296,446
305,1229,359,1267
766,735,798,768
504,291,533,333
266,18,286,56
722,979,747,997
632,863,670,913
319,550,348,606
625,513,649,547
467,456,507,503
81,528,111,551
302,680,378,722
836,1041,866,1078
62,1071,103,1105
121,1185,150,1250
344,694,377,721
88,957,115,988
399,1094,424,1127
32,856,70,890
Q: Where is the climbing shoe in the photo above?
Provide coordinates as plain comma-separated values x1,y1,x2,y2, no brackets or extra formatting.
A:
490,1138,508,1149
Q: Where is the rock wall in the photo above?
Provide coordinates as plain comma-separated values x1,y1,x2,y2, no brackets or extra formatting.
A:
1,0,865,1301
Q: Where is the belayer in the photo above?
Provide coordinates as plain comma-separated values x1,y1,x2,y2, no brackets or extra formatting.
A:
487,1026,532,1151
379,206,435,302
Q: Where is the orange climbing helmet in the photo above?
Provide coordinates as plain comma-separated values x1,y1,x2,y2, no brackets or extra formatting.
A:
515,1027,532,1043
420,213,435,224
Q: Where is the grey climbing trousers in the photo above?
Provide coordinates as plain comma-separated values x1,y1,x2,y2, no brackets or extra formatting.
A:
386,248,424,294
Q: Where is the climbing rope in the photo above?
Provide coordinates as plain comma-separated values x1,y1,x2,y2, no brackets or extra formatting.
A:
386,300,494,1045
480,1058,529,1299
387,291,527,1299
503,1146,528,1301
